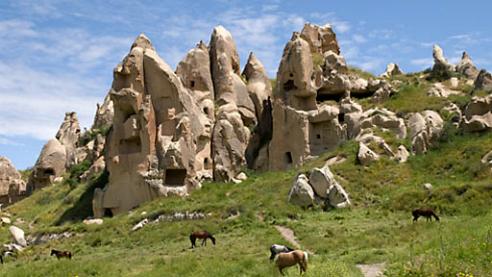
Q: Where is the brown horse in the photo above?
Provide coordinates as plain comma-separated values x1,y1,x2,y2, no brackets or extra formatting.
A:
274,250,308,276
189,230,216,248
51,249,72,259
412,208,440,222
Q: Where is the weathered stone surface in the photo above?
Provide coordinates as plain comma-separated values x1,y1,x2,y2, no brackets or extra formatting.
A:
427,83,461,97
9,225,27,247
462,96,492,132
83,218,103,225
288,174,315,208
474,70,492,92
309,165,338,198
380,63,403,78
323,50,347,74
358,142,379,165
275,32,317,111
242,52,272,118
245,97,273,170
408,111,444,154
0,157,26,205
395,145,410,163
431,44,455,77
300,23,340,55
358,108,407,139
456,52,479,80
28,138,67,192
92,94,114,130
56,112,81,167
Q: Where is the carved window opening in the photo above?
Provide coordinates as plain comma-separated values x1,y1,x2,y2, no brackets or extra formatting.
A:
285,152,293,164
165,169,187,186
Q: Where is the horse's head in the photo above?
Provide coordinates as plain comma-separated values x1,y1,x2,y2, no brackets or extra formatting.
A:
210,235,216,245
50,249,56,256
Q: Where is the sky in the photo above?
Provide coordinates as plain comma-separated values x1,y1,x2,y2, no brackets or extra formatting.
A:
1,0,492,169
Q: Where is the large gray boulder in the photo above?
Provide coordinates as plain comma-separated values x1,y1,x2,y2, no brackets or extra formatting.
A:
9,225,27,247
288,174,315,208
0,157,26,205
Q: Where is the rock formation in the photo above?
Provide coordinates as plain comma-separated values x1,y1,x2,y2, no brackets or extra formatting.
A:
474,70,492,92
0,157,26,205
380,63,403,78
462,95,492,132
431,44,455,77
456,52,479,80
56,112,81,167
288,165,350,209
92,94,114,130
28,138,67,192
408,110,444,154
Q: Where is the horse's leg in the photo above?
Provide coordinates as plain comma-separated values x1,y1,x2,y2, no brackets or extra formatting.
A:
278,266,285,276
190,235,196,248
201,238,206,246
270,249,276,261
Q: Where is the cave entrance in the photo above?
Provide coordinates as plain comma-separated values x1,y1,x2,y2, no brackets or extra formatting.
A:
316,91,344,103
165,169,187,186
285,152,293,164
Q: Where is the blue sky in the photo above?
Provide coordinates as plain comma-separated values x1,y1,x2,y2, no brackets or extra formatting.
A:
1,0,491,169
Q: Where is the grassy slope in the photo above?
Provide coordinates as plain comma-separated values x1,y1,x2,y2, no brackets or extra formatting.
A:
1,79,492,276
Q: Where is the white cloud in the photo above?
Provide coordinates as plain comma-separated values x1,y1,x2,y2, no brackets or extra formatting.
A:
352,34,367,44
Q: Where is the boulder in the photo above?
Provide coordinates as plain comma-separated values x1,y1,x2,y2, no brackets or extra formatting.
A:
1,217,11,224
131,218,148,231
9,226,27,247
462,96,492,132
0,157,26,205
408,111,443,154
325,181,351,209
395,145,410,163
323,50,347,74
309,165,338,198
474,70,492,92
380,63,403,78
456,52,479,80
288,174,315,208
358,142,379,165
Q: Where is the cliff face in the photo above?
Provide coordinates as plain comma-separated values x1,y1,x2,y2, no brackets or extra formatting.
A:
21,23,492,216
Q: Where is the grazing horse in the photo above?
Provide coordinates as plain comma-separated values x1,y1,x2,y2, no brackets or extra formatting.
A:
50,249,72,259
189,230,216,248
412,208,440,222
269,244,294,260
274,250,308,276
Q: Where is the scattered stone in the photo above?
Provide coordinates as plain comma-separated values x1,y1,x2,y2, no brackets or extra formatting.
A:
27,232,74,245
427,83,460,97
462,95,492,132
9,226,27,247
83,218,104,225
131,218,149,232
152,211,206,223
1,217,11,224
358,142,380,165
408,111,444,154
395,145,410,163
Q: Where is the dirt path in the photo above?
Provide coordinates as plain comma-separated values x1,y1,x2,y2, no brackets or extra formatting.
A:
274,225,301,249
356,263,386,277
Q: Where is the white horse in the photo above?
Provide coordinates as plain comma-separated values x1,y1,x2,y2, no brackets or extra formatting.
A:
269,244,294,260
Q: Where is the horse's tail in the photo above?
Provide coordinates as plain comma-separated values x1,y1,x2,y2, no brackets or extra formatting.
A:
302,251,309,271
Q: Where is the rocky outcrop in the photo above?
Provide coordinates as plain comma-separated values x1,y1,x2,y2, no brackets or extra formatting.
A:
474,70,492,92
300,23,340,55
289,165,350,209
28,138,67,192
380,63,403,78
56,112,81,167
456,52,479,80
209,26,257,181
92,94,114,130
431,44,455,77
0,157,26,205
427,83,460,97
462,95,492,132
408,111,444,154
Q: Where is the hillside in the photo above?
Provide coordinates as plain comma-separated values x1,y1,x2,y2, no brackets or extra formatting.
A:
1,125,491,276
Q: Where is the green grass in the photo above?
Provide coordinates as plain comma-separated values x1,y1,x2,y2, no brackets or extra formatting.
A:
2,129,492,276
